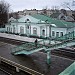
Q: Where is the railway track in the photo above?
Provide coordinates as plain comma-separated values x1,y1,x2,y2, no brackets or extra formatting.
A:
0,67,11,75
0,37,44,75
0,37,27,45
0,61,30,75
0,56,44,75
51,48,75,60
0,36,74,75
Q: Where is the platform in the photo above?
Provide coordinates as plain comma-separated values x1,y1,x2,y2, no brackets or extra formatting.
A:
0,42,74,75
0,33,42,42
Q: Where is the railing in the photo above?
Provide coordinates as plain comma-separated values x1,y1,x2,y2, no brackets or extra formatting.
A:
11,42,44,54
55,31,75,41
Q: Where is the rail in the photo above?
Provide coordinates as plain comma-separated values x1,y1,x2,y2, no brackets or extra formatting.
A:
0,67,12,75
0,56,44,75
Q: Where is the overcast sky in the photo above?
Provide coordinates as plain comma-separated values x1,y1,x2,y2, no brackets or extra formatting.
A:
2,0,75,12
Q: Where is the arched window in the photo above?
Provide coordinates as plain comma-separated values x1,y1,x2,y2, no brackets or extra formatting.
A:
7,27,9,32
26,25,30,34
25,19,30,23
10,28,12,32
33,27,37,35
42,29,45,36
27,26,29,29
20,26,24,34
13,25,15,33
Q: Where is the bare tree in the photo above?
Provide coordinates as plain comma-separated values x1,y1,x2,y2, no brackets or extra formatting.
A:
62,1,75,20
51,5,59,13
0,0,10,27
62,2,72,11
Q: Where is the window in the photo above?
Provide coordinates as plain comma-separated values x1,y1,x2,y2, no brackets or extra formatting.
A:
27,19,29,21
29,13,31,15
10,28,12,32
69,32,70,34
7,27,9,32
52,31,55,36
56,32,59,37
26,25,30,34
7,27,10,32
25,19,31,23
42,29,45,36
20,26,24,34
27,26,29,29
13,25,15,33
33,28,37,35
9,27,10,32
60,32,63,36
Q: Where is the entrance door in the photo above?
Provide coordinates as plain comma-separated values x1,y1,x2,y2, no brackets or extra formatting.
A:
26,25,30,34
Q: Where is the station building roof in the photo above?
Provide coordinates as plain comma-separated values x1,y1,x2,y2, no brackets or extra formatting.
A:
31,14,75,28
9,14,75,28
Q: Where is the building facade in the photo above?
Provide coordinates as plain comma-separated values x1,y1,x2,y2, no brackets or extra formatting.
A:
5,14,75,39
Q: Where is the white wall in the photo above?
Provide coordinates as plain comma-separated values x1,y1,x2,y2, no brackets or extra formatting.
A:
6,23,69,38
18,15,40,23
46,26,49,37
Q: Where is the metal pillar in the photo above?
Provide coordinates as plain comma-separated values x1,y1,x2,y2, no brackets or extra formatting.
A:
47,51,51,65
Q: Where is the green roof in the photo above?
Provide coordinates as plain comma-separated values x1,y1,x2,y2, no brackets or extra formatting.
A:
59,62,75,75
31,14,75,28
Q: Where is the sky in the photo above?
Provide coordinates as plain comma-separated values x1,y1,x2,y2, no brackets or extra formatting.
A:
1,0,75,12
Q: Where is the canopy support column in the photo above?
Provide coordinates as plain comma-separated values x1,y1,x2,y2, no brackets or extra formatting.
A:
47,51,51,65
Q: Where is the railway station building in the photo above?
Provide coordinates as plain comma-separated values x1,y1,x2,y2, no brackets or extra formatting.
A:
5,14,75,38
